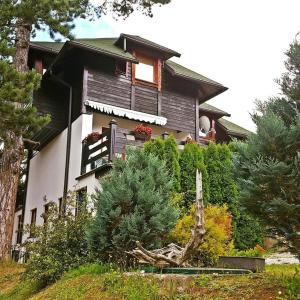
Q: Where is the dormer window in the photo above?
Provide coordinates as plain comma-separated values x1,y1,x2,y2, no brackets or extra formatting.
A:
132,51,162,90
136,62,154,82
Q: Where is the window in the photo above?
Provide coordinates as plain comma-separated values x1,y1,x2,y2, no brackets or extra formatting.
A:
75,187,87,217
115,60,128,76
43,203,50,224
132,52,162,90
136,62,154,82
58,198,65,217
16,215,22,244
29,208,37,237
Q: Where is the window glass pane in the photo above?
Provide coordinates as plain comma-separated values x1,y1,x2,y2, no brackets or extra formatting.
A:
135,63,154,82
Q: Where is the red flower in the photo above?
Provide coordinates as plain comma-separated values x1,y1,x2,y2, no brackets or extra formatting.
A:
134,124,153,136
83,132,101,145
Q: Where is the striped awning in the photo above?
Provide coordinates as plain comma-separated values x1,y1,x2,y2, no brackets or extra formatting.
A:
85,100,167,126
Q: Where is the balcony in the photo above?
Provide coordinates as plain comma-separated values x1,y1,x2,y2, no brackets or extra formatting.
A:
79,119,216,177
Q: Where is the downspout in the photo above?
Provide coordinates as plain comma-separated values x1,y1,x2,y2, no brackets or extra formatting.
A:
20,149,32,246
49,73,73,200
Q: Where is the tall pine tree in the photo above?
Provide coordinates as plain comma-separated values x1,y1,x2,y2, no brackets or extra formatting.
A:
0,0,171,261
234,37,300,257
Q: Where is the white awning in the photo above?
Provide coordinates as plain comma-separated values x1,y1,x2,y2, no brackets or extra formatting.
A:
85,100,167,126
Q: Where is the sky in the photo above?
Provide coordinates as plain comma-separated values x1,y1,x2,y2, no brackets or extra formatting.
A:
34,0,300,132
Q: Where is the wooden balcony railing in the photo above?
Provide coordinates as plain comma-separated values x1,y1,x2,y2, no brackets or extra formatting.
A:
80,119,216,176
81,120,117,175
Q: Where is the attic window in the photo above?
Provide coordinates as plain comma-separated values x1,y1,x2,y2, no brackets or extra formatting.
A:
136,62,154,82
115,60,128,76
132,51,161,90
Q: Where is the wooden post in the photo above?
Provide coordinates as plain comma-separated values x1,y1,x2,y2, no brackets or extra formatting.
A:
131,85,135,110
34,59,43,74
81,143,89,175
109,119,117,162
162,132,169,140
157,92,162,116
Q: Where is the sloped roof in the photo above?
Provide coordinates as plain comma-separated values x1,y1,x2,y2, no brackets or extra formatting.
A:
117,33,181,58
199,103,230,117
31,38,137,62
165,60,225,88
30,41,64,53
217,118,252,137
30,36,226,90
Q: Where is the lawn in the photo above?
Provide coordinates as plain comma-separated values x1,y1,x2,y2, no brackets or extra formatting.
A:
0,262,299,300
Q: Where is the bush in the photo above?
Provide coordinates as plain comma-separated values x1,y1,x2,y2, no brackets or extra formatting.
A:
145,135,181,192
179,143,209,209
87,147,178,262
23,193,92,285
170,204,233,266
233,211,264,250
230,245,266,257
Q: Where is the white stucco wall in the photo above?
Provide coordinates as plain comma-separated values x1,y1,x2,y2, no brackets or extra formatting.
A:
13,110,187,246
68,113,98,194
18,114,98,243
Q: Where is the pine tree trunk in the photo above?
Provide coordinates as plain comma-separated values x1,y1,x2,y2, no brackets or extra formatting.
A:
0,24,31,261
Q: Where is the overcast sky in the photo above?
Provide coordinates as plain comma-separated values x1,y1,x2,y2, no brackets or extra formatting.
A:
35,0,300,131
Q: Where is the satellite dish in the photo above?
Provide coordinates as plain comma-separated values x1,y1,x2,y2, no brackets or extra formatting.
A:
199,115,211,134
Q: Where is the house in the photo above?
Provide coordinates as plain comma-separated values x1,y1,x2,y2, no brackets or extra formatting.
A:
11,34,251,259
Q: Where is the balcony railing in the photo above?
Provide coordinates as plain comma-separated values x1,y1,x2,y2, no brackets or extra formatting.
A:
80,120,216,176
81,120,117,175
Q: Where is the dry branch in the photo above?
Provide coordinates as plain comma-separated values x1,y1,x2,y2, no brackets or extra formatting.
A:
127,170,206,267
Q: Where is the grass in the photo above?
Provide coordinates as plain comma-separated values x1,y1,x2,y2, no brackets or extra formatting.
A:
0,262,299,300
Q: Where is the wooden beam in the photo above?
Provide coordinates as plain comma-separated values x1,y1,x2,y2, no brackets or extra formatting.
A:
132,51,136,85
109,120,117,161
157,91,162,116
131,84,135,110
157,59,162,91
195,98,199,142
34,59,43,74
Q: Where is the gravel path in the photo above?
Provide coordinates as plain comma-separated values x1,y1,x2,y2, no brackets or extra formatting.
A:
265,252,300,265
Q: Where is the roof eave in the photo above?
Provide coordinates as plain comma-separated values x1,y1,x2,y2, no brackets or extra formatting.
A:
117,33,181,58
216,120,251,138
29,43,60,54
43,40,139,78
165,63,227,91
69,40,138,63
199,108,231,118
228,131,249,138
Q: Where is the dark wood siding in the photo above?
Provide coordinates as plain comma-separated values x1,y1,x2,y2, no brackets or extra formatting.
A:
85,60,198,137
161,91,196,136
33,81,69,130
135,85,158,115
86,68,131,109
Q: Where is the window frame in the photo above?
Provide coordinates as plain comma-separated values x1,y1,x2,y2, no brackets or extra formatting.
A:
29,208,37,237
75,187,87,217
132,51,162,91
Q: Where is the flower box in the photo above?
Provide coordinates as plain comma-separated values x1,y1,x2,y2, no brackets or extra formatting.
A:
133,124,152,141
82,132,101,145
